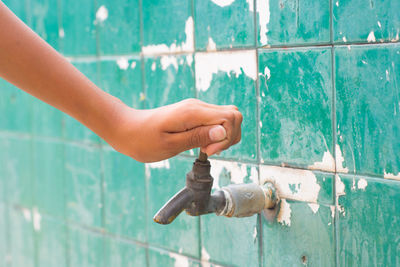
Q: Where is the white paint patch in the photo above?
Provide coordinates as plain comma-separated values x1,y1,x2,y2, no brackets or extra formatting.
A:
209,159,249,188
33,207,41,231
146,160,170,169
206,37,217,51
357,178,368,190
367,31,376,42
253,226,258,240
260,165,321,203
169,252,189,267
308,150,335,172
308,203,320,214
186,55,193,66
330,205,335,218
384,170,400,181
256,0,270,45
335,144,349,173
246,0,254,11
142,17,194,54
59,28,65,38
96,5,108,22
250,166,258,183
336,175,346,196
22,208,31,222
336,1,339,6
201,247,210,261
342,36,347,42
386,69,390,81
195,50,257,92
277,199,291,226
116,58,129,70
151,62,156,71
130,62,137,69
160,56,179,70
264,66,271,80
211,0,235,7
377,21,382,28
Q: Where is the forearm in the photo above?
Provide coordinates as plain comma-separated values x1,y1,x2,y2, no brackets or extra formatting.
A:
0,2,124,141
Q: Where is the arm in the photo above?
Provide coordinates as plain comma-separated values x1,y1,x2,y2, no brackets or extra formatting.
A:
0,2,242,162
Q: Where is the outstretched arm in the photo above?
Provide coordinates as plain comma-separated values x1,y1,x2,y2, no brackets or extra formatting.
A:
0,2,242,162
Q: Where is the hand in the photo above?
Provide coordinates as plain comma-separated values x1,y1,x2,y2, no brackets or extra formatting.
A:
108,99,243,162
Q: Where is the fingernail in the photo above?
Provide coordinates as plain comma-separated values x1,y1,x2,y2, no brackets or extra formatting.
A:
209,125,226,142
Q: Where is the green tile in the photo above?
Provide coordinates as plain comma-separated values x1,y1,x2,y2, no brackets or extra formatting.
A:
104,238,147,267
256,0,330,46
96,0,141,54
259,48,333,171
194,0,255,50
31,97,63,138
337,175,400,266
196,50,258,161
68,225,105,267
35,216,67,267
0,79,32,133
9,207,35,267
262,201,335,267
2,137,33,207
335,44,400,177
99,58,143,109
202,160,259,266
65,144,102,227
2,0,28,22
144,54,195,108
147,156,200,257
148,247,200,267
103,147,146,241
0,203,8,267
0,137,6,203
142,0,193,53
64,61,100,143
333,0,400,43
33,140,65,218
61,0,96,55
29,0,60,50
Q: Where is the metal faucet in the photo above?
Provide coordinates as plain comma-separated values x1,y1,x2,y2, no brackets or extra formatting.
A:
153,152,279,224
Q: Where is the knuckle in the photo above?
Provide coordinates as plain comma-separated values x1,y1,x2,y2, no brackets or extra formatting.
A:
188,131,202,148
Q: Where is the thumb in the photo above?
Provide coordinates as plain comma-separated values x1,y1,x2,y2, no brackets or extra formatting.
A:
171,125,227,152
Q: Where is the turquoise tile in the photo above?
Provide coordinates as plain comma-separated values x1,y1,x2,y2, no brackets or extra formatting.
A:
256,0,330,46
259,48,333,171
2,0,28,22
202,160,259,266
64,61,100,143
0,203,8,267
65,144,102,227
142,0,193,53
148,247,200,267
61,0,96,55
99,58,143,109
0,137,6,203
104,238,147,267
194,0,255,50
144,54,195,108
333,0,400,43
147,156,200,257
337,175,400,266
68,225,105,267
262,201,335,267
2,137,33,207
335,44,400,177
196,50,258,161
103,147,146,241
31,97,63,138
96,0,141,54
29,0,60,50
0,79,32,133
9,206,35,267
33,140,65,218
35,215,67,267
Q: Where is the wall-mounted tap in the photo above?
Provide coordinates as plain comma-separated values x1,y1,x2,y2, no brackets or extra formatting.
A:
153,152,279,225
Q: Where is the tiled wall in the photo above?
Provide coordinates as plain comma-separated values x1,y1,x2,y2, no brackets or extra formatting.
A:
0,0,399,266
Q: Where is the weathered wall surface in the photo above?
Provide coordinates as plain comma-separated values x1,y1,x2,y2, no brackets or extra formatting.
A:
0,0,399,266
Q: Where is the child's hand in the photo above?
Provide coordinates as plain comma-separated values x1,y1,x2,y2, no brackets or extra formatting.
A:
107,99,242,162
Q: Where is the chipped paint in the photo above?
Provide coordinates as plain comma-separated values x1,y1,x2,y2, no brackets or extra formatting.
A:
195,50,257,92
130,62,137,69
151,62,156,71
256,0,270,45
260,165,321,203
308,203,320,214
384,170,400,181
142,17,193,54
59,28,65,38
277,199,291,226
264,66,271,80
146,160,170,170
367,31,376,42
206,37,217,51
33,207,41,231
169,252,189,267
96,5,108,23
22,208,31,222
336,175,345,196
209,159,249,189
185,55,193,66
342,36,347,42
335,144,349,173
246,0,254,11
211,0,235,7
160,56,179,70
330,205,335,218
253,226,258,241
357,178,368,190
116,58,129,70
308,150,335,172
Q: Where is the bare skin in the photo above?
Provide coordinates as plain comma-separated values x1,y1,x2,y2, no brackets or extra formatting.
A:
0,3,242,162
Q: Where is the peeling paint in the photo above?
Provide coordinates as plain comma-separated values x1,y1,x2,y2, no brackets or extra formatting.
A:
336,175,346,196
59,28,65,38
146,160,170,170
160,56,179,70
308,150,335,172
211,0,235,7
185,55,193,66
22,208,31,222
256,0,270,45
308,203,320,214
367,31,376,42
260,165,321,203
342,36,347,42
330,205,335,218
206,37,217,51
130,62,137,69
335,144,349,173
151,62,156,71
195,50,257,92
253,226,257,240
142,17,193,54
264,66,271,80
357,178,368,190
96,5,108,23
277,199,291,226
33,207,41,231
246,0,254,11
116,58,129,70
209,159,250,189
384,170,400,181
169,252,189,267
